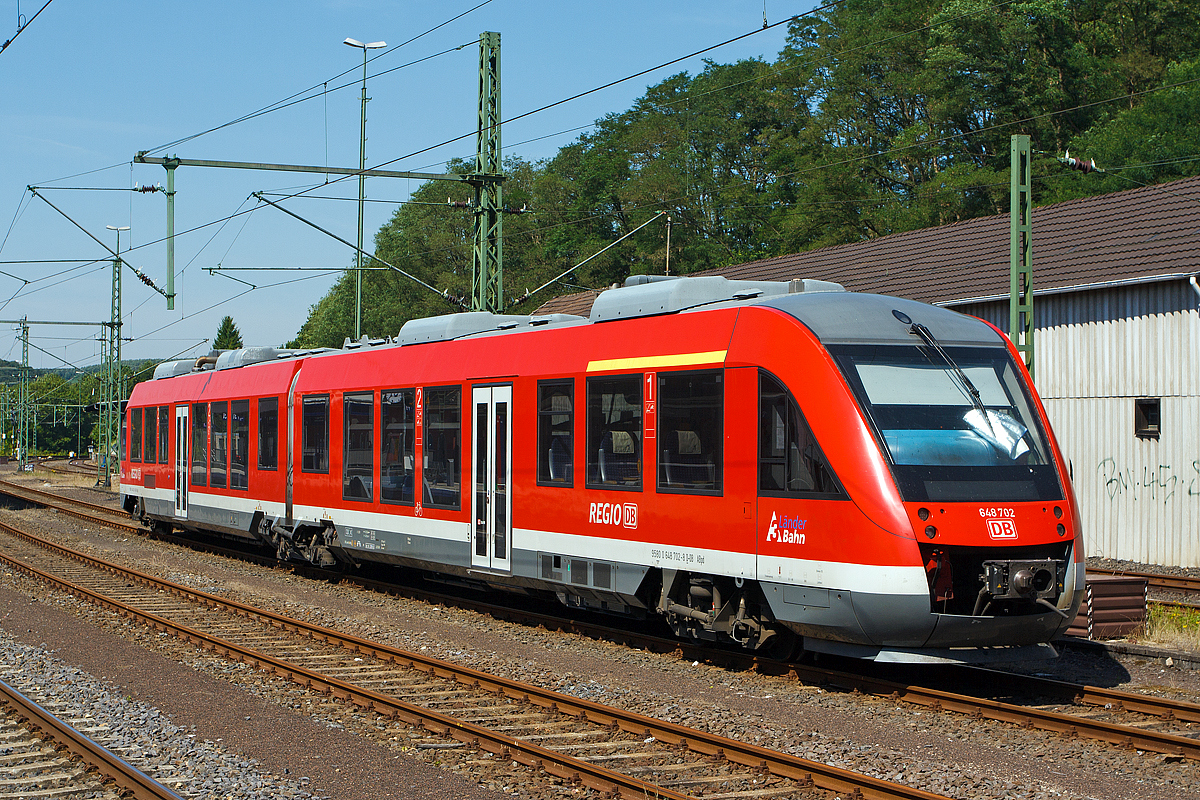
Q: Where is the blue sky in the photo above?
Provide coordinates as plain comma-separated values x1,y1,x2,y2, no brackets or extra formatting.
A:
0,1,806,369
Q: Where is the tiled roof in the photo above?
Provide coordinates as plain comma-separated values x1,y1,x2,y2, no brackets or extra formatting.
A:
534,174,1200,316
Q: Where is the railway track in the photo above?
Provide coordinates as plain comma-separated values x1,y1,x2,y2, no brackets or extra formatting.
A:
0,517,950,800
29,457,97,477
0,478,137,531
1088,566,1200,596
0,674,182,800
4,478,1200,763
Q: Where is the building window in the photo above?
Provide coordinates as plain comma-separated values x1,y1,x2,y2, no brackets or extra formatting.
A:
230,400,249,490
587,375,642,490
210,401,228,489
258,397,278,470
423,387,461,509
301,395,329,473
191,403,208,487
758,373,841,496
130,408,143,463
381,388,415,505
157,406,169,464
344,392,374,501
537,380,573,486
1134,398,1161,440
658,371,722,493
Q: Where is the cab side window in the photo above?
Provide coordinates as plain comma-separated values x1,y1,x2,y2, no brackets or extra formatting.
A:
658,371,722,493
423,387,461,509
191,403,208,486
381,389,415,505
343,392,374,501
586,375,642,490
143,407,157,465
759,373,841,496
130,408,143,463
537,380,573,486
301,395,329,473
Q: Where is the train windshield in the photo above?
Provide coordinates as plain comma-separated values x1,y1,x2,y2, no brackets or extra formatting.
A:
830,344,1063,502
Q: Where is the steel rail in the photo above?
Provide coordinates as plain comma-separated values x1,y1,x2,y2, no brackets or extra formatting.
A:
792,665,1200,756
12,485,1200,760
144,526,1200,742
0,676,184,800
0,521,948,800
956,666,1200,724
0,479,138,532
1154,598,1200,612
1088,566,1200,595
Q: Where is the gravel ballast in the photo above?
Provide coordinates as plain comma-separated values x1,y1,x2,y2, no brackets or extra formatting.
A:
2,484,1200,800
0,626,320,799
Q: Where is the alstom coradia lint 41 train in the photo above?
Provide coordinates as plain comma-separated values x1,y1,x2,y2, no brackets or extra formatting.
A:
120,275,1085,663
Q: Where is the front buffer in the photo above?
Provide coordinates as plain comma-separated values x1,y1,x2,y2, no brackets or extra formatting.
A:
760,500,1085,664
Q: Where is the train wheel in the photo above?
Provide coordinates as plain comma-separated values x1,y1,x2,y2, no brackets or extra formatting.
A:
757,627,802,661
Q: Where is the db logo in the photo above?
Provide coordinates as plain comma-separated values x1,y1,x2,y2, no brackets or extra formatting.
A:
986,519,1018,540
588,502,637,529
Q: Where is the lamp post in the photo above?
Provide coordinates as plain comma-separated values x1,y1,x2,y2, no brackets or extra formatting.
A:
344,37,386,341
102,224,129,487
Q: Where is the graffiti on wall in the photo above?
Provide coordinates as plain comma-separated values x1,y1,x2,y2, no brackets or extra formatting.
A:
1097,458,1200,504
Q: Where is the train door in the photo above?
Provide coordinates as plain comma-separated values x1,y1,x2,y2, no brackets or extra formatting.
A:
174,404,188,517
471,385,512,572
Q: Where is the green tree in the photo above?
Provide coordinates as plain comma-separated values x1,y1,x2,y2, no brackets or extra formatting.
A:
287,0,1200,341
214,316,243,350
1044,57,1200,201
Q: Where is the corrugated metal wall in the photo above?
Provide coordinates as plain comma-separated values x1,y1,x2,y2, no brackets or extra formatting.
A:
954,280,1200,567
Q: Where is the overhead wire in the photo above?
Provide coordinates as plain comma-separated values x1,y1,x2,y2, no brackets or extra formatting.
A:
30,4,828,281
19,0,1194,341
290,5,838,187
150,3,842,292
0,0,55,54
141,0,496,155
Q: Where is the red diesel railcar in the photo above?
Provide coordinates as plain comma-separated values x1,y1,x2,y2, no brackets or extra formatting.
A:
121,275,1085,662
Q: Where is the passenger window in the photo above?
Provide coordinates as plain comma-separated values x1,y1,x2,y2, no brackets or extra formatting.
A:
343,392,374,501
143,407,156,465
191,403,208,486
758,373,841,496
587,375,642,490
230,400,249,490
210,401,228,489
537,380,573,486
658,371,722,493
301,395,329,473
381,389,415,505
130,408,143,463
258,397,278,470
423,387,461,509
158,406,169,463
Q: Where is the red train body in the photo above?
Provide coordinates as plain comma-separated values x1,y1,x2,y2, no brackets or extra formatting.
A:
120,276,1085,662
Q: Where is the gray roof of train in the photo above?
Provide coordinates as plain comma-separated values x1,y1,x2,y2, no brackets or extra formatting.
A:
150,275,1000,380
751,292,1005,347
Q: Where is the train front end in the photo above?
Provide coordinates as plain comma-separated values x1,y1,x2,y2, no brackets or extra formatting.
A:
758,292,1084,662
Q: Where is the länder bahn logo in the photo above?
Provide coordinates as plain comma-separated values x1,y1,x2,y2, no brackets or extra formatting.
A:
766,512,806,544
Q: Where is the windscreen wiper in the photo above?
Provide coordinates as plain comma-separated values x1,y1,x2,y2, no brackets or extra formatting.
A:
909,322,987,417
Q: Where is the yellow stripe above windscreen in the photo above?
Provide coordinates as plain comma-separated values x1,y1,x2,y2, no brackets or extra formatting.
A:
586,349,727,373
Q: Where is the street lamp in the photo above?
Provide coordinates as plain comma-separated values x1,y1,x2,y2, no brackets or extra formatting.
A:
106,224,130,249
101,225,129,487
344,37,386,341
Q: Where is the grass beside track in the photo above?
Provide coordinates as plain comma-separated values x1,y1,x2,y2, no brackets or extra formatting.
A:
1136,604,1200,653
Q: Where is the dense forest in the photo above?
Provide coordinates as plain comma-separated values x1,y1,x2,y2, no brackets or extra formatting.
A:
290,0,1200,347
